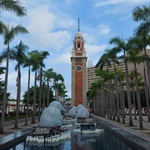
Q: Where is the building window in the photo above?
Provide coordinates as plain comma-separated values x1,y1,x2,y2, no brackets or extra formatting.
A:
77,43,80,48
76,58,82,63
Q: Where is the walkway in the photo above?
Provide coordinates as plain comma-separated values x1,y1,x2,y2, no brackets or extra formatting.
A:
0,118,38,137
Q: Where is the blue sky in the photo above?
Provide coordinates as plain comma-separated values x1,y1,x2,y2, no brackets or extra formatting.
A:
0,0,150,99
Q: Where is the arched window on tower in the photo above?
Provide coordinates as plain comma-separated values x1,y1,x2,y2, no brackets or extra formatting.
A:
77,43,80,48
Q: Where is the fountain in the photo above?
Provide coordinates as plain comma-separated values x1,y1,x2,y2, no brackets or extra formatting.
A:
26,102,103,146
39,106,63,127
1,102,149,150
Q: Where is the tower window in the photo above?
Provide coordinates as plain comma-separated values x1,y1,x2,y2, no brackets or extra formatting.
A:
76,58,82,63
77,43,80,48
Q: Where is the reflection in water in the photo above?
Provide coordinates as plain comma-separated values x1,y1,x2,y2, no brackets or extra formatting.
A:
8,124,140,150
9,133,103,150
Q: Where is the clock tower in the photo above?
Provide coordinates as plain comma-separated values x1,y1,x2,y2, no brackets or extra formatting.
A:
70,19,87,107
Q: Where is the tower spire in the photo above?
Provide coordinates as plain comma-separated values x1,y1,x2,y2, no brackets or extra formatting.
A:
78,18,80,32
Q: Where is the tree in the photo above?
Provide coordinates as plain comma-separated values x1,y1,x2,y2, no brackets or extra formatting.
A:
133,5,150,35
95,69,114,118
29,51,41,124
33,50,50,121
109,37,134,126
23,53,33,125
89,80,101,115
23,86,54,108
9,41,28,128
96,52,113,119
0,0,27,16
133,5,150,103
117,69,126,124
52,72,64,101
0,22,28,133
43,68,54,107
129,70,144,120
125,38,143,129
105,48,121,122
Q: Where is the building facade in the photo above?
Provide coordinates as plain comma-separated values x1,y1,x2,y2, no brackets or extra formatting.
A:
86,65,100,92
71,31,87,107
86,49,150,93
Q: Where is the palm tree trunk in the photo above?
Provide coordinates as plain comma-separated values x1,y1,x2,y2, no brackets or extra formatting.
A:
38,67,43,122
25,66,30,125
47,82,50,107
103,89,106,117
98,90,100,115
121,88,126,124
143,62,150,122
43,83,45,110
14,66,21,128
132,88,137,120
119,80,125,124
114,63,120,122
144,48,150,100
31,71,37,124
134,62,143,129
125,61,133,126
112,89,116,121
0,44,10,133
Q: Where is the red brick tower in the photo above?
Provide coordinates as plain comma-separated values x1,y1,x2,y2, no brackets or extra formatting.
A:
70,19,87,107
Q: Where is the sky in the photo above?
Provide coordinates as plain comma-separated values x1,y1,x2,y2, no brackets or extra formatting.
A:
0,0,150,99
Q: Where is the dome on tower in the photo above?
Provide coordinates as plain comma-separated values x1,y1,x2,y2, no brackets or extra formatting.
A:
75,31,83,38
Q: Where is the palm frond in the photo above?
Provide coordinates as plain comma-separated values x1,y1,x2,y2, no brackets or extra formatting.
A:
0,0,27,16
132,5,150,22
134,22,150,37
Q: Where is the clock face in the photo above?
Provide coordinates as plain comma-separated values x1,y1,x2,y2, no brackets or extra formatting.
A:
76,65,82,71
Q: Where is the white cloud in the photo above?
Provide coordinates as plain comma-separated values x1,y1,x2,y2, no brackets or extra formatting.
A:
95,0,150,7
53,52,71,64
25,5,72,50
97,24,110,35
27,5,55,32
95,0,124,7
84,33,97,44
86,44,107,56
118,15,132,22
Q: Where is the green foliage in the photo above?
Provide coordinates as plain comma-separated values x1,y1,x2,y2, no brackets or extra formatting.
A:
22,85,55,105
0,0,27,16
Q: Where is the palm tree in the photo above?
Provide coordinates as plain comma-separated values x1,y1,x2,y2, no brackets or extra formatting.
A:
133,5,150,34
95,69,114,118
42,82,46,109
9,41,28,128
129,70,137,120
52,72,64,101
0,22,28,133
133,5,150,100
89,80,101,115
109,37,133,126
29,51,41,124
23,52,33,126
56,82,67,105
43,68,54,107
96,52,113,119
117,70,126,124
0,0,27,16
106,48,121,122
125,38,143,129
31,50,50,121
